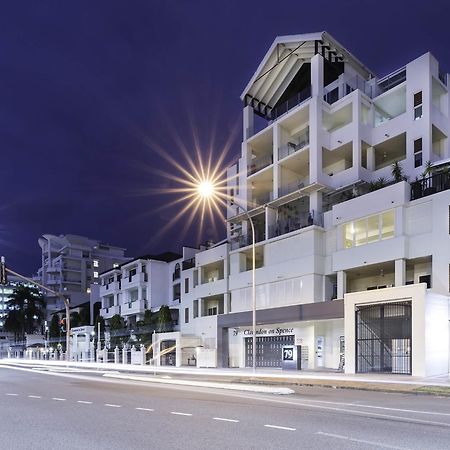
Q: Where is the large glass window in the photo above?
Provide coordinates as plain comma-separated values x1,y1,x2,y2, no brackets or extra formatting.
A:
344,211,395,248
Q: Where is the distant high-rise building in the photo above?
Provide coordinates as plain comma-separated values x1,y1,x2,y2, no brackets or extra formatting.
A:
34,234,129,316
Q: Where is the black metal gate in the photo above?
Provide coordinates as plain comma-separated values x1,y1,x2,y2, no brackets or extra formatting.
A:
245,335,295,368
356,301,412,375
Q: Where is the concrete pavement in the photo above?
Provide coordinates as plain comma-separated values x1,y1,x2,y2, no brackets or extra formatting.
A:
1,363,450,449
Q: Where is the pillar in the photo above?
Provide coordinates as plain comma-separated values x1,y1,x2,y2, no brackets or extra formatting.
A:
367,146,375,171
265,206,277,239
395,259,406,287
243,105,254,140
337,271,347,299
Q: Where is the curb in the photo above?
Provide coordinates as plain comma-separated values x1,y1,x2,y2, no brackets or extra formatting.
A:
102,373,295,395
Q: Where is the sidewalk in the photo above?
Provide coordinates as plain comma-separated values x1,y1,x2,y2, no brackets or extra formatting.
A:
2,358,450,396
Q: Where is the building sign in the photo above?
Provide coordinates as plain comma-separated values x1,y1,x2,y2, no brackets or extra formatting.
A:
232,327,294,337
282,346,294,361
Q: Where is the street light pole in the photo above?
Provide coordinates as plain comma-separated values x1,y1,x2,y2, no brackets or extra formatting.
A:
2,261,71,362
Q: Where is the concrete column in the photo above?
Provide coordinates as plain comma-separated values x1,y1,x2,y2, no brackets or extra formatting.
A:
337,271,347,299
395,259,406,287
309,191,323,220
243,105,254,140
367,146,375,171
175,336,182,367
311,53,324,98
265,206,277,239
310,54,324,186
273,124,280,199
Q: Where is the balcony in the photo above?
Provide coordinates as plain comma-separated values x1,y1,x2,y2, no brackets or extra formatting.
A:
270,85,311,121
121,299,146,316
278,129,309,160
268,211,323,239
182,258,195,270
410,171,450,200
248,154,273,176
100,305,120,319
278,178,309,198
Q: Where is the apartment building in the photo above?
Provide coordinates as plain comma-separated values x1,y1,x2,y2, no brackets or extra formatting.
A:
222,31,450,376
159,31,450,376
35,234,129,316
98,251,186,328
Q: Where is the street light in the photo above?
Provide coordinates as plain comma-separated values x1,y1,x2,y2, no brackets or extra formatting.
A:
194,178,258,374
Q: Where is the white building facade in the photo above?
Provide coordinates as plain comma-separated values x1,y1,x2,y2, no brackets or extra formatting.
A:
168,31,450,377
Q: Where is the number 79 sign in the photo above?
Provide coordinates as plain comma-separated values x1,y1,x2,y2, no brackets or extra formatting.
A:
283,347,294,361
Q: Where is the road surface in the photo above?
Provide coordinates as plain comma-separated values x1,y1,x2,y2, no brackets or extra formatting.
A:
1,364,450,449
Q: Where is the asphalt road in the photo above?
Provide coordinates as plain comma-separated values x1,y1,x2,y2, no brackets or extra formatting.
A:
1,364,450,450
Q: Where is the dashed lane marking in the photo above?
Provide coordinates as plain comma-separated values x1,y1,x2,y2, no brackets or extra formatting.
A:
28,395,41,399
5,393,18,396
77,401,93,404
170,412,192,416
213,417,239,423
105,404,122,408
52,398,66,401
264,424,296,431
135,407,154,412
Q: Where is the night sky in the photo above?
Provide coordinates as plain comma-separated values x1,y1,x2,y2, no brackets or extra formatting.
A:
1,0,449,275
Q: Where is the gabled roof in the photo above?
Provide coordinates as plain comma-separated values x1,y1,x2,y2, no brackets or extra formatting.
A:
241,31,376,118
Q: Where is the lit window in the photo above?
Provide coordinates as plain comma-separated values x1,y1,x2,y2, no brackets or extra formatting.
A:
343,211,395,248
113,263,119,268
93,271,99,278
86,288,91,294
93,260,99,268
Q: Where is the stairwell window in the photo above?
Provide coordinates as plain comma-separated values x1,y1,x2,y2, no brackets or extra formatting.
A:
185,307,189,324
344,211,395,248
414,91,423,120
414,138,423,168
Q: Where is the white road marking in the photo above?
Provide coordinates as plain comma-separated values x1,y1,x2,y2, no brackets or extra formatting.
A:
135,407,154,412
213,417,239,423
5,393,18,396
264,424,296,431
170,411,192,416
52,397,66,401
316,431,407,450
77,401,92,404
299,398,450,417
104,403,122,408
28,395,41,399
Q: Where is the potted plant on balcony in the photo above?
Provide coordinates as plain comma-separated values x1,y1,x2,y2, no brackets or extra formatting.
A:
422,161,437,196
391,161,407,183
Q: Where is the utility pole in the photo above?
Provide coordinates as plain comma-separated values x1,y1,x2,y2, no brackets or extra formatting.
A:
1,256,71,362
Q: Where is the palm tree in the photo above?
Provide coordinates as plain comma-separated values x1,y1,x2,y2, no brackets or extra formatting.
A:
4,285,45,344
391,161,406,183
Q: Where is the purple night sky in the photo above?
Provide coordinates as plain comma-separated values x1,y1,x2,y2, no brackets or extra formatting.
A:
1,0,449,274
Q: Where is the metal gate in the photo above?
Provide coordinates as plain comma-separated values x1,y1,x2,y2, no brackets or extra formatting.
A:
245,335,295,368
356,301,412,375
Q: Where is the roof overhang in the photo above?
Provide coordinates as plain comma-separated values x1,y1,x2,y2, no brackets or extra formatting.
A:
241,31,376,118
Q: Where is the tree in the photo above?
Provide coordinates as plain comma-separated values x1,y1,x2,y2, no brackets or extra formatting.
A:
70,311,81,328
4,285,45,344
49,314,61,339
391,161,406,183
157,306,173,333
109,314,126,348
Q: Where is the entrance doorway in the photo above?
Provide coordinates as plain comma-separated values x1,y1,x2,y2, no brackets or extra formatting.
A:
245,335,295,368
160,340,176,366
356,301,412,374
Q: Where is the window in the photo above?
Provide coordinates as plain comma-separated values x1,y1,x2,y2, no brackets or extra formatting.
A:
414,91,423,120
419,274,431,289
93,260,99,268
86,288,91,294
193,300,199,318
82,251,90,258
184,307,189,324
93,271,99,279
414,138,422,168
207,306,217,316
343,211,395,248
184,278,189,294
113,263,119,268
193,270,198,287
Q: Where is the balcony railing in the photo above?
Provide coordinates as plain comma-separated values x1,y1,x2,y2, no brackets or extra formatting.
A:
270,85,311,120
268,211,323,239
278,129,309,160
230,229,266,250
182,258,195,270
410,171,450,200
248,154,273,176
278,178,309,198
252,192,273,207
